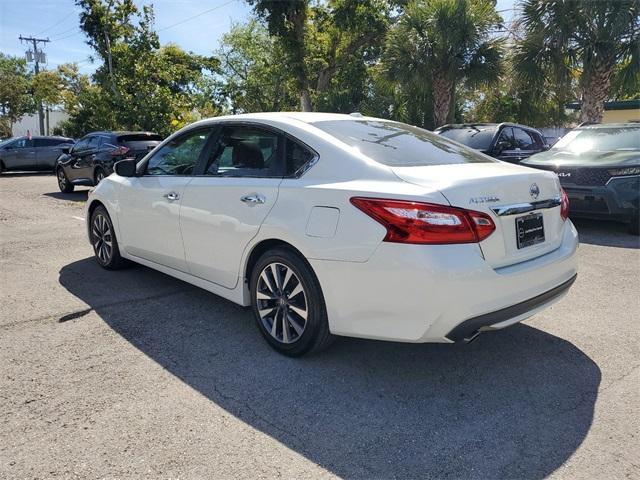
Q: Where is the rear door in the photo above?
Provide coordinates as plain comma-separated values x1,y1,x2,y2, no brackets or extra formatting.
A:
180,123,283,288
117,128,212,272
35,138,70,170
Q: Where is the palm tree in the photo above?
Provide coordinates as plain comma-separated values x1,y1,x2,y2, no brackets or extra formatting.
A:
382,0,503,128
515,0,639,123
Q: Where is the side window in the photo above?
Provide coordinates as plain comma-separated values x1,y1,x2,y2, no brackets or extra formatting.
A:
72,137,89,153
34,139,48,148
87,136,102,149
13,138,32,148
146,129,210,176
285,138,315,176
496,127,515,150
513,128,535,150
204,125,281,177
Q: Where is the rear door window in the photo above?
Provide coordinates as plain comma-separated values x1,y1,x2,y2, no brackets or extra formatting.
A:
512,128,536,151
313,120,493,167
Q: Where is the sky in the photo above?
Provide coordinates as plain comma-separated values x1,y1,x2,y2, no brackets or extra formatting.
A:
0,0,517,76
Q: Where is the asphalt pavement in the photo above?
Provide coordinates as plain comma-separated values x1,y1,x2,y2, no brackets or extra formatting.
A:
1,172,638,479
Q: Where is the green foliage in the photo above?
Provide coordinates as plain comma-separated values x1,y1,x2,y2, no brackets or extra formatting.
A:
381,0,503,127
515,0,640,122
0,53,34,135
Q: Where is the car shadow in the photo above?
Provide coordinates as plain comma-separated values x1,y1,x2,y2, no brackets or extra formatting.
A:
573,218,639,249
59,257,600,479
43,191,89,202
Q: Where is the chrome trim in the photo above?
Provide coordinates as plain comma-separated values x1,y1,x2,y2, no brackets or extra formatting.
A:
491,196,561,216
605,174,640,186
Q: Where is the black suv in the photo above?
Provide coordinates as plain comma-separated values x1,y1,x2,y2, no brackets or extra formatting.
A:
56,131,162,192
434,123,548,163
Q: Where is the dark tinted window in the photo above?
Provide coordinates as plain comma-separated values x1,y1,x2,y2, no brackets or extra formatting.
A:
87,136,102,148
11,138,33,148
204,126,281,177
437,126,497,150
285,138,315,176
72,137,90,152
495,127,516,150
512,128,535,150
314,120,493,166
146,129,210,176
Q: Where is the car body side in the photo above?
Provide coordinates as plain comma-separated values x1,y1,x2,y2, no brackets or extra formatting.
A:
87,114,578,343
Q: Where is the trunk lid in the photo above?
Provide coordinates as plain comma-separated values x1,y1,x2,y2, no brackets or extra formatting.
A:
392,162,564,268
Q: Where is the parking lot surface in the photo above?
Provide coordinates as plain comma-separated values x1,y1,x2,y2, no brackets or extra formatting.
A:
1,173,639,479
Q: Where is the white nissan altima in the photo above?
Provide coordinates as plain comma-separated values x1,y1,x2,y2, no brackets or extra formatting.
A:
85,112,578,356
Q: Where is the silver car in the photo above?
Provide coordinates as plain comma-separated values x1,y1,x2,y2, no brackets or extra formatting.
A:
0,136,74,173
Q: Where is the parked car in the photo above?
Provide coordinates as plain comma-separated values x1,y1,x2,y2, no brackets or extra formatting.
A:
86,113,577,356
434,123,548,163
0,135,74,173
56,131,162,192
523,123,640,234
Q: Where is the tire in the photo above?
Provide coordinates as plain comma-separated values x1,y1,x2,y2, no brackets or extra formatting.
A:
89,206,128,270
628,216,640,236
0,160,4,174
94,167,106,185
250,247,334,357
56,166,74,193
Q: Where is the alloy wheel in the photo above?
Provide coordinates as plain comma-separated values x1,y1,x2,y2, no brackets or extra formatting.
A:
256,262,308,344
96,171,105,183
91,213,113,264
57,169,66,189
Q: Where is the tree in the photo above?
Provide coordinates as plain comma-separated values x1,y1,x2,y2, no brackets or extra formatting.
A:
247,0,390,112
382,0,503,128
217,20,298,113
515,0,640,123
0,53,34,137
73,0,220,136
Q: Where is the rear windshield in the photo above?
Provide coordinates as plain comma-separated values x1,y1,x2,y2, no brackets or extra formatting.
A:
552,126,640,153
312,120,493,167
437,126,497,150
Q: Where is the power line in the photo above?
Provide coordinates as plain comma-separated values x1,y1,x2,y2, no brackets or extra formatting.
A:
157,0,236,32
51,30,84,42
34,9,78,36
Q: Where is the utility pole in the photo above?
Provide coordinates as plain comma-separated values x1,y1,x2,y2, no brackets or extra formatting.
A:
19,35,50,136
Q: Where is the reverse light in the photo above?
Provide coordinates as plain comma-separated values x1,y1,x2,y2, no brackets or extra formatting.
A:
350,197,496,244
110,146,130,156
608,167,640,176
560,188,569,221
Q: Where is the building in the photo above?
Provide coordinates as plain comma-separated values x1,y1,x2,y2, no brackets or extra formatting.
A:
11,110,70,137
567,99,640,123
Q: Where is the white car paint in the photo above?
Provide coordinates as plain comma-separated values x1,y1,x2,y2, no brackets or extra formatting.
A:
87,112,578,344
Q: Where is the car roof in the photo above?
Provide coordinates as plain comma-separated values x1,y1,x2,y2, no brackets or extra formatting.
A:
86,131,159,137
194,112,385,127
436,122,539,131
576,123,639,129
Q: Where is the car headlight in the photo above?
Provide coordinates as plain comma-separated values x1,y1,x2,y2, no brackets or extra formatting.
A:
608,167,640,176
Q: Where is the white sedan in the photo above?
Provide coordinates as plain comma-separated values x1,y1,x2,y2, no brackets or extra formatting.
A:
86,113,578,356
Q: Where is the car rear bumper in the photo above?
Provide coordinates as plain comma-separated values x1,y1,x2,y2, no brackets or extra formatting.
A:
563,176,639,222
309,219,578,343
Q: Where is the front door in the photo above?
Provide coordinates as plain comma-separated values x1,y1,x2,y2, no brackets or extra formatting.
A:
180,124,284,288
2,138,36,170
117,128,212,272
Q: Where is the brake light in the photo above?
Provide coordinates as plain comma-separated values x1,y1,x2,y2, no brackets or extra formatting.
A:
110,146,130,156
350,197,496,244
560,188,569,221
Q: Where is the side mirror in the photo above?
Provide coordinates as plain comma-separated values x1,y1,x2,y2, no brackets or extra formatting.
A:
114,158,137,177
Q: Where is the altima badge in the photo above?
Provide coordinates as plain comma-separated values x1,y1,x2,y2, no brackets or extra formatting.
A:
529,183,540,199
469,196,500,204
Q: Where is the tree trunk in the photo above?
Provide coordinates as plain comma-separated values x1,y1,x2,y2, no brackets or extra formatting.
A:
432,74,453,128
300,89,312,112
580,55,615,123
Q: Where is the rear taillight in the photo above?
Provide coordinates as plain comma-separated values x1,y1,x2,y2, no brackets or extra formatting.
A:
110,146,130,156
350,197,496,244
560,188,569,221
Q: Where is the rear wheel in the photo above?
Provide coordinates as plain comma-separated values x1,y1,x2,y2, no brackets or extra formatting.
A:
250,248,333,357
94,167,106,185
57,166,74,193
90,206,128,270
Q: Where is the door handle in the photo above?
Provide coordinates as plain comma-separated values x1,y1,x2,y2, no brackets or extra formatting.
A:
240,193,266,205
164,191,180,201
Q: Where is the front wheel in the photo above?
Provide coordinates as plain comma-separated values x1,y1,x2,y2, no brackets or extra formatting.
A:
94,167,106,185
90,206,128,270
250,248,334,357
57,167,74,193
